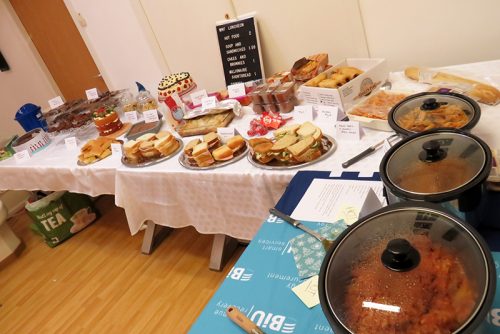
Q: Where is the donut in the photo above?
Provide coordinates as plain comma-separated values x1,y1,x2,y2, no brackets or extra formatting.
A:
157,72,197,101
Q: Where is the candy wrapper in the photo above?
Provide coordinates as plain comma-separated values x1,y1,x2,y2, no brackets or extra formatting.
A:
247,112,286,136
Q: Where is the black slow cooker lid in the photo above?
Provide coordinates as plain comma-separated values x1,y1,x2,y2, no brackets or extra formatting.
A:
380,128,491,202
319,203,495,334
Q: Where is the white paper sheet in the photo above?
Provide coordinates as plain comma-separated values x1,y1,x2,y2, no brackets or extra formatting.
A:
291,179,385,224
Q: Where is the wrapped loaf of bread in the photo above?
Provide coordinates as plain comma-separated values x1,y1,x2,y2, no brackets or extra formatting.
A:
405,66,500,105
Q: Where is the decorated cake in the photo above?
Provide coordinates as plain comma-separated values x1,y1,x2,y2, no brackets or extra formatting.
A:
12,128,51,155
92,106,123,136
158,72,196,101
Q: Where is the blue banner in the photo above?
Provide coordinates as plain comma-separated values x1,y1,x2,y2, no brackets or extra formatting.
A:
190,215,500,334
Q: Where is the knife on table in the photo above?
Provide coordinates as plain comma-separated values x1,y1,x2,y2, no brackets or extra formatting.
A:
341,134,399,168
226,306,266,334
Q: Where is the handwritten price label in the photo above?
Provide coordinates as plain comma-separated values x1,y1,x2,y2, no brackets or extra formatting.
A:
336,121,361,141
48,96,64,109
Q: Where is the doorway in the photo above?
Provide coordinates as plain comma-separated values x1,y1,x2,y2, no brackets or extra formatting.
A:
9,0,108,101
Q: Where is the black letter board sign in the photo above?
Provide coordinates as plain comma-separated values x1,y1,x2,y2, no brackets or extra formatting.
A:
216,14,264,86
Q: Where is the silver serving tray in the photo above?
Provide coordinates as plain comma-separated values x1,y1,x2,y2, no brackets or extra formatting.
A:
247,134,337,170
179,144,249,170
121,138,183,168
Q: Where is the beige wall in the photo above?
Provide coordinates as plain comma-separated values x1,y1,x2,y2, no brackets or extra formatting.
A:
138,0,500,91
0,0,58,136
359,0,500,70
139,0,237,92
2,0,500,137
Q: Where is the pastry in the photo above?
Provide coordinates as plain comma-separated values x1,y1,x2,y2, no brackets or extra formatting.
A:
291,53,329,82
158,72,196,101
305,66,364,89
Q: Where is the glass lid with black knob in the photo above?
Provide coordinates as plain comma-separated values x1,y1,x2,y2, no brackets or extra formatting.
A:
388,92,480,136
380,128,490,200
318,203,495,334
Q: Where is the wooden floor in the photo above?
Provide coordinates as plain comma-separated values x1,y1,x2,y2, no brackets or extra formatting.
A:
0,196,245,333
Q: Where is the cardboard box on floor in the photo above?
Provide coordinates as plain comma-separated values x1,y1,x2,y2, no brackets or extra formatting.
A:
299,58,388,112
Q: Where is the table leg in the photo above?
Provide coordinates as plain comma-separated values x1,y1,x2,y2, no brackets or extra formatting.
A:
141,220,172,255
209,234,239,271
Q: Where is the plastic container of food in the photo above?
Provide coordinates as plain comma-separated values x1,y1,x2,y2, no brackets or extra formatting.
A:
388,92,480,136
252,103,265,114
346,90,409,132
272,82,295,103
260,85,277,104
261,103,278,113
319,202,496,334
276,99,295,113
248,84,267,105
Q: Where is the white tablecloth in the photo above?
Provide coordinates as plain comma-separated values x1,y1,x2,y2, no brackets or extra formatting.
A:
114,118,392,238
1,60,499,240
0,130,120,196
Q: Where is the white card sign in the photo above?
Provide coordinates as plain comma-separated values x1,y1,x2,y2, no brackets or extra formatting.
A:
85,88,99,100
14,150,31,163
190,90,208,106
143,109,159,123
217,127,235,142
293,105,314,123
111,143,122,157
65,137,78,150
201,96,217,111
336,121,361,141
124,111,138,123
227,83,246,98
48,96,64,109
316,105,339,123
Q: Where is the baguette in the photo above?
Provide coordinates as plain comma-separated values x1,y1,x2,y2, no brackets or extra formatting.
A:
405,66,500,105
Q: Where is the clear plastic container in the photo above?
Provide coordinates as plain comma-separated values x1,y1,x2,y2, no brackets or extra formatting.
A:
118,90,138,113
137,91,158,113
273,82,295,103
277,98,295,113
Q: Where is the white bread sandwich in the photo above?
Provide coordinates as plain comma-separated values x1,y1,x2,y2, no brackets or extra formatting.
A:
271,134,298,162
286,136,315,158
184,138,201,164
192,142,215,167
252,140,274,164
226,135,245,152
136,133,156,142
287,136,322,163
296,122,318,138
154,132,179,156
212,145,234,161
274,124,300,139
203,132,221,149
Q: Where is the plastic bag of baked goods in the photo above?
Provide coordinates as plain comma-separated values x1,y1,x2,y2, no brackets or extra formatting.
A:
405,66,500,105
25,191,99,247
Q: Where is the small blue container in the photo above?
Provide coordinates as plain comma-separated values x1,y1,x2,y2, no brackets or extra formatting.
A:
15,103,48,132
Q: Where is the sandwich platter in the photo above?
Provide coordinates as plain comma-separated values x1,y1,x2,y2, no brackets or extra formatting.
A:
77,138,123,166
121,138,183,168
178,137,249,170
247,134,336,170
